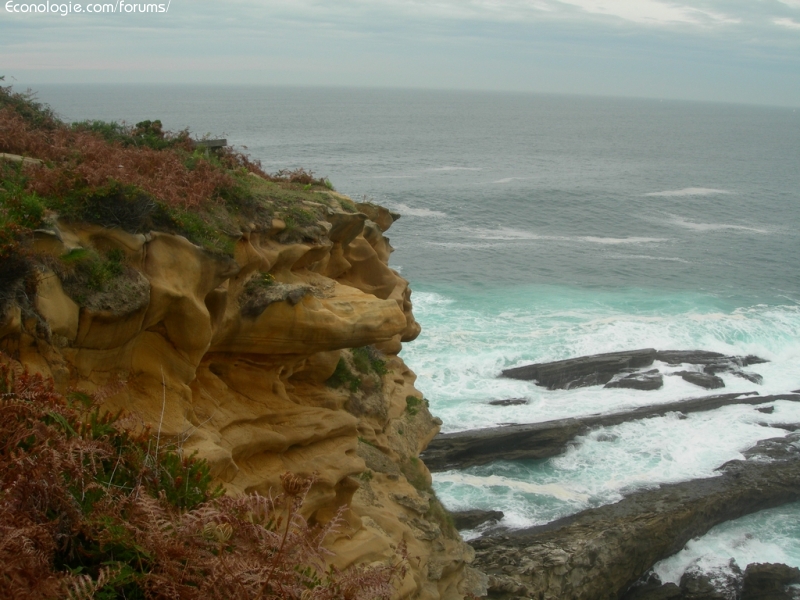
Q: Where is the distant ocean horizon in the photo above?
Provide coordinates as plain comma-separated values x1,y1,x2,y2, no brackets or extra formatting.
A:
31,84,800,584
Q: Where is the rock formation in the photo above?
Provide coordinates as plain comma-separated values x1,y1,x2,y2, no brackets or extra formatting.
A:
470,432,800,599
422,392,799,471
0,198,481,599
501,349,766,391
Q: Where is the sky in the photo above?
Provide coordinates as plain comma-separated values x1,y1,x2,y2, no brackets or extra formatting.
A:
2,0,800,106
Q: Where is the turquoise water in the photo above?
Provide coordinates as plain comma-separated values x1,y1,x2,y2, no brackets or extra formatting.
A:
29,85,800,581
654,502,800,584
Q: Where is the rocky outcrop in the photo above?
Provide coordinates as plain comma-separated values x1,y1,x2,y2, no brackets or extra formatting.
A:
501,349,766,391
741,563,800,600
675,370,725,390
422,392,800,471
501,349,657,389
470,432,800,599
605,369,663,391
451,510,505,531
0,199,477,599
624,562,800,600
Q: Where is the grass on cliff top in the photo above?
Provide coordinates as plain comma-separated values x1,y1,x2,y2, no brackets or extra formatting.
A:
0,83,357,259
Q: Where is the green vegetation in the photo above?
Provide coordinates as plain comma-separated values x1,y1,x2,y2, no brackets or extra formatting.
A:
405,395,426,416
0,82,354,274
327,348,390,394
327,358,362,393
405,395,421,416
352,346,389,376
60,247,124,290
71,118,191,151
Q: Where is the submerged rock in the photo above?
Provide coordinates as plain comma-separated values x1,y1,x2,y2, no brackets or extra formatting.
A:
488,398,529,406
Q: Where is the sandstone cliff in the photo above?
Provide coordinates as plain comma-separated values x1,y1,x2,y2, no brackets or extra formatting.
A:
0,192,482,599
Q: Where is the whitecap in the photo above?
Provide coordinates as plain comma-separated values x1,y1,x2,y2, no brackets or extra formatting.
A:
606,254,690,263
490,177,534,184
644,187,732,197
390,203,446,218
666,215,767,233
463,227,665,245
370,175,418,179
426,166,482,172
423,241,507,249
579,236,667,245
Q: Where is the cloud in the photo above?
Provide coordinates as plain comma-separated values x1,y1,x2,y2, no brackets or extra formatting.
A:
775,17,800,29
2,0,800,106
554,0,739,26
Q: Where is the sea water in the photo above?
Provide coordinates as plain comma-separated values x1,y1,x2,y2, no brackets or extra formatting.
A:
29,85,800,578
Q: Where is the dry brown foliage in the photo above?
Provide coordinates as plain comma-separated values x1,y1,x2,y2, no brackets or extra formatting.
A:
1,107,235,209
0,354,406,599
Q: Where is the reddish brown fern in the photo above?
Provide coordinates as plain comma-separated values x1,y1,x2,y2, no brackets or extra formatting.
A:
0,354,406,599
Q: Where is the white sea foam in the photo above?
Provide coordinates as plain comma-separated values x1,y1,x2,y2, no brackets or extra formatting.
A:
370,175,418,179
463,227,666,245
653,502,800,584
434,473,589,502
645,187,732,197
426,166,482,172
666,214,767,233
579,236,668,245
407,287,800,539
390,203,447,218
606,254,691,263
423,241,507,249
433,403,800,530
489,177,534,184
402,287,800,434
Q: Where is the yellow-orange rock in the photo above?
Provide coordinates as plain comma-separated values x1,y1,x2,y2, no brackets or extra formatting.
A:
0,204,481,599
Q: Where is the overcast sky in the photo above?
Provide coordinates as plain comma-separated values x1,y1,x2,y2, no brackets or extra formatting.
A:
2,0,800,106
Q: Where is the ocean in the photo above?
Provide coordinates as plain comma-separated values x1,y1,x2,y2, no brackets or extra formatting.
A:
30,84,800,582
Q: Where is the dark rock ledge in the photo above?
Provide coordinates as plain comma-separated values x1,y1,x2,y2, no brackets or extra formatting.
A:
469,432,800,600
422,392,800,471
625,562,800,600
501,349,766,391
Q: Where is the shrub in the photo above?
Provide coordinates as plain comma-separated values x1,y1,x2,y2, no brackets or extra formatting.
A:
0,353,406,599
352,346,388,377
406,395,423,416
326,358,361,393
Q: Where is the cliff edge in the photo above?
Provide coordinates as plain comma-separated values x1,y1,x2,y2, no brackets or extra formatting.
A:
0,194,481,598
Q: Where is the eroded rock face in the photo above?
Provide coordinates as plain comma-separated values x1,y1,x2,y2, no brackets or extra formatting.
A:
0,207,474,599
